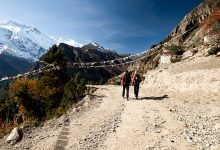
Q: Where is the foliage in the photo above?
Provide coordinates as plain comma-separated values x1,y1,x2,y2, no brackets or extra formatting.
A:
167,45,185,55
0,86,17,122
61,73,86,109
43,45,64,64
9,78,45,118
43,45,67,75
99,78,105,85
208,47,220,55
0,44,89,138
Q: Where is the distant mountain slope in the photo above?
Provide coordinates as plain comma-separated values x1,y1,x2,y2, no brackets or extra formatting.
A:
0,21,82,78
59,43,121,63
34,43,126,83
0,52,32,78
0,21,82,61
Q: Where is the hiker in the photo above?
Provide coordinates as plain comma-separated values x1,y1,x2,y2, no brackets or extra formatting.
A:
132,71,141,100
121,70,131,100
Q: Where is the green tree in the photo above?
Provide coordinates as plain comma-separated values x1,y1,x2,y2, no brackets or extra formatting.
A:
61,73,86,109
208,47,220,55
99,78,105,85
43,45,64,64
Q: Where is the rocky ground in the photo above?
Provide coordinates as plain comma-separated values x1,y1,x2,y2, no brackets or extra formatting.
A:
0,56,219,150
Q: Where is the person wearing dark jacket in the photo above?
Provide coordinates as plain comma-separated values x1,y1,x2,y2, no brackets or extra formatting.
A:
132,71,141,100
121,70,131,100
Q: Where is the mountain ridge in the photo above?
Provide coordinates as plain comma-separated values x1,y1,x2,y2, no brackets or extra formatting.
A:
0,21,121,78
0,21,82,61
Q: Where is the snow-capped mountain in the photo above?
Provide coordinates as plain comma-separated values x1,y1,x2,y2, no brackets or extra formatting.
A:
0,21,82,61
81,43,117,54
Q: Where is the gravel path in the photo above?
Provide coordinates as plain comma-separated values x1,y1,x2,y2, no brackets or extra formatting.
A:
0,56,219,150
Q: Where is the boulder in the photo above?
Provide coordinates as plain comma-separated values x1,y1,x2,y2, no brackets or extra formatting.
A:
204,36,211,44
160,54,171,64
217,52,220,57
182,50,193,60
6,127,20,144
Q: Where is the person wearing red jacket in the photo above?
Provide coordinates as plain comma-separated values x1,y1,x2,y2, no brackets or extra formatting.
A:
121,70,131,100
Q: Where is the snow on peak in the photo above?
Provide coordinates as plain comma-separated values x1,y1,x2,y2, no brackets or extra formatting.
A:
82,43,117,54
0,21,82,61
91,43,99,46
51,36,83,48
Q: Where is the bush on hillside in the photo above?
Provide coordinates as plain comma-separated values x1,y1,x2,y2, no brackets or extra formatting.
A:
99,78,105,85
0,86,17,122
167,45,185,55
208,47,220,55
61,73,86,109
9,78,45,119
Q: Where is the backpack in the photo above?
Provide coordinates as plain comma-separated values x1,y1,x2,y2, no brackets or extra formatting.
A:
122,72,131,85
134,74,140,85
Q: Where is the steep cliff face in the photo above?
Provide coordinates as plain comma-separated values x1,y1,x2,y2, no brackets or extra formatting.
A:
167,0,220,52
129,0,220,73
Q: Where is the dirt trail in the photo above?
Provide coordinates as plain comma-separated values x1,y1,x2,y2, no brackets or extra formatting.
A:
0,56,220,150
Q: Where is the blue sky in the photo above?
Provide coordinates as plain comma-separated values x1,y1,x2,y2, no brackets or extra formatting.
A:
0,0,203,54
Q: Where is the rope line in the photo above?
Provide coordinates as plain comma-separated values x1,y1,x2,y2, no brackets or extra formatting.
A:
0,24,198,82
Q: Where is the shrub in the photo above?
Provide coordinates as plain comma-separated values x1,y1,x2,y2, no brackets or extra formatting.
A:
61,73,86,109
167,45,185,55
0,86,17,122
9,78,45,118
208,47,220,55
99,78,105,85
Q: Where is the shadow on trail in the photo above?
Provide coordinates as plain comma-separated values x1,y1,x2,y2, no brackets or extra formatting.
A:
138,95,169,101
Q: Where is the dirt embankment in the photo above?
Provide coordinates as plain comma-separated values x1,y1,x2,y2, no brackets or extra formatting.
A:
143,56,220,94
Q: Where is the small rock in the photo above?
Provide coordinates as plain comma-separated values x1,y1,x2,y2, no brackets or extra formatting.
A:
186,136,193,143
214,123,220,130
84,102,89,107
182,50,193,59
155,129,161,133
206,143,211,147
7,127,21,144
